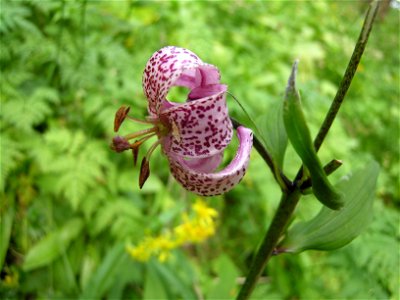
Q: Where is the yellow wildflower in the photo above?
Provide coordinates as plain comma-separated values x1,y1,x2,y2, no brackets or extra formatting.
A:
126,239,152,262
127,235,176,262
193,199,218,225
127,199,218,262
151,235,176,262
174,219,216,244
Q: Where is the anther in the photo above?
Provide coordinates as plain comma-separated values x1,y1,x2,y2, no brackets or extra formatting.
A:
114,106,131,132
132,147,140,166
139,157,150,189
137,140,162,189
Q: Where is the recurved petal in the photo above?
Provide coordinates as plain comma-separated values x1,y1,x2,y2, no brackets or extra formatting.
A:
168,126,253,196
160,85,232,158
182,152,223,173
143,46,220,115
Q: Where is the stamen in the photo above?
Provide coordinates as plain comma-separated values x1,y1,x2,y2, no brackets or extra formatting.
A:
114,105,158,131
130,134,156,149
124,127,158,141
139,157,150,189
132,147,140,166
127,115,157,125
145,139,162,161
130,134,157,166
114,106,131,132
138,139,162,189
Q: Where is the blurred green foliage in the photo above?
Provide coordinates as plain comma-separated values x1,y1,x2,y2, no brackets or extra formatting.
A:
1,1,399,299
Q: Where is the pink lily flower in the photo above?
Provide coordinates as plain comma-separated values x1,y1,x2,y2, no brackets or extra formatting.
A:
111,46,253,196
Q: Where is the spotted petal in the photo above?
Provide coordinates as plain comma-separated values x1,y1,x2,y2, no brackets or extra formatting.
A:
182,153,223,173
143,46,220,115
168,126,253,196
160,85,232,158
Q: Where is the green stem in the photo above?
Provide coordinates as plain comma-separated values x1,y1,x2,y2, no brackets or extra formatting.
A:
236,2,379,299
295,0,379,184
78,0,87,66
237,190,301,300
313,1,379,152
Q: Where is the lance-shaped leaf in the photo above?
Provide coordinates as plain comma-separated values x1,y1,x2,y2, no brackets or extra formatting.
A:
23,218,84,271
283,61,344,210
280,161,379,253
256,100,287,169
1,199,14,270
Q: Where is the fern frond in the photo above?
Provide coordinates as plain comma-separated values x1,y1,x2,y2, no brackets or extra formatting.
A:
0,132,23,192
32,128,109,210
0,2,29,34
1,87,59,132
91,198,144,241
0,1,40,36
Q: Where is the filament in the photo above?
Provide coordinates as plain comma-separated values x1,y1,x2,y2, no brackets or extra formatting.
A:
127,116,157,125
131,133,157,148
124,127,158,141
145,139,162,161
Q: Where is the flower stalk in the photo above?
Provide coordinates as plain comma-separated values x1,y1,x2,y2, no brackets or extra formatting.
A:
313,0,379,153
236,1,379,299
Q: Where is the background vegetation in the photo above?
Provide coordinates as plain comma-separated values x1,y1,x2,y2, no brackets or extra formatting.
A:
1,1,399,299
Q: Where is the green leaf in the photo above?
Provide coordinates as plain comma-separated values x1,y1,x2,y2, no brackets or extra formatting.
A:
153,261,198,299
280,161,380,253
144,261,169,300
0,197,14,270
283,61,343,210
80,243,128,300
105,255,142,299
2,87,59,133
91,198,143,240
256,100,288,168
0,133,22,192
23,218,84,271
207,254,240,299
31,129,109,210
52,253,80,295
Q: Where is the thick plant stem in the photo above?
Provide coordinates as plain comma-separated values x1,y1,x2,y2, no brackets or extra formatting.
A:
237,189,301,300
236,2,379,299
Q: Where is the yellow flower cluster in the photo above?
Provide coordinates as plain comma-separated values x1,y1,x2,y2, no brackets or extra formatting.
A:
127,199,218,262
